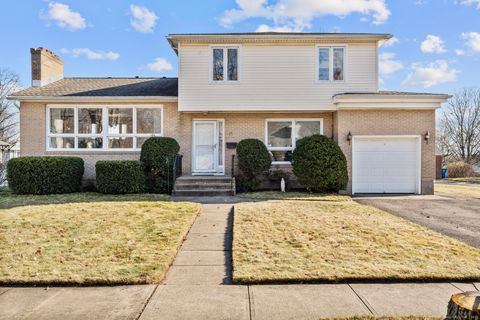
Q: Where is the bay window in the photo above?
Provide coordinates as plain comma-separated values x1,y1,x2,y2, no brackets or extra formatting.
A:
265,119,323,163
316,46,345,82
212,46,239,82
47,105,163,151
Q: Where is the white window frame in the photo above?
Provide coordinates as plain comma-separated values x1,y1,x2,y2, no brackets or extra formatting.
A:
209,45,241,83
46,104,164,152
265,118,324,164
315,45,347,83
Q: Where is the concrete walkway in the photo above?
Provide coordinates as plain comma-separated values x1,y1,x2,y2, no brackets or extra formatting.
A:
1,202,479,320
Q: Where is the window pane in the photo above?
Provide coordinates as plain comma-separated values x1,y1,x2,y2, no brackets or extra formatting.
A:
108,108,133,134
108,137,133,149
227,48,238,81
296,121,321,141
218,121,223,166
137,108,162,134
269,150,293,162
333,48,344,81
136,137,150,149
213,48,224,81
78,137,103,149
267,121,292,148
78,108,102,134
50,137,74,149
319,48,330,81
50,108,74,134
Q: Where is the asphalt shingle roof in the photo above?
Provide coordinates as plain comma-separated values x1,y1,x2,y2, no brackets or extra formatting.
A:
10,77,178,97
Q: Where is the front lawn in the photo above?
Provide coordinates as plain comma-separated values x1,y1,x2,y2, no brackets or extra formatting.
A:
0,200,200,285
233,201,480,283
238,191,350,202
0,189,170,209
435,183,480,199
448,177,480,184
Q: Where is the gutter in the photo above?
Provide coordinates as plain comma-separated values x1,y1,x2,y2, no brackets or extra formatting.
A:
7,96,178,102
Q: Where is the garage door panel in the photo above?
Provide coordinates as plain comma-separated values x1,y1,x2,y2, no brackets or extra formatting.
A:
353,137,419,194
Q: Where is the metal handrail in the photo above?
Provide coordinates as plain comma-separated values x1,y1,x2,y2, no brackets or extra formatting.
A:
231,154,235,193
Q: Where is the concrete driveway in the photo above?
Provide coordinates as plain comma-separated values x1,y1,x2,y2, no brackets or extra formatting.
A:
355,192,480,248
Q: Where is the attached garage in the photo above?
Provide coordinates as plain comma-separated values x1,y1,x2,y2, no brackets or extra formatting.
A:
352,136,421,194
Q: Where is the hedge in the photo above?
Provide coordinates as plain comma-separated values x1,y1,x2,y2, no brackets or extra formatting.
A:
292,134,348,192
7,156,84,195
140,137,180,193
95,160,146,194
236,138,272,191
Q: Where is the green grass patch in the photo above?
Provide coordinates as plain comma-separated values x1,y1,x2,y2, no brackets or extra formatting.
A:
0,189,170,209
0,201,200,285
238,191,350,202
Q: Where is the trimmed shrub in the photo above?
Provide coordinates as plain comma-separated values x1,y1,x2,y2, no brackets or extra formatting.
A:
140,137,180,193
236,139,272,191
446,161,475,178
96,160,146,194
292,134,348,192
7,156,84,195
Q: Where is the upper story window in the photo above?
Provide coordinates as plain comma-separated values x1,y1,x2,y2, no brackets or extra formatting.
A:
316,46,345,82
47,105,163,151
212,46,239,82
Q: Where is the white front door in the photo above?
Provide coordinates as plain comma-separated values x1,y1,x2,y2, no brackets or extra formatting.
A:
193,120,224,174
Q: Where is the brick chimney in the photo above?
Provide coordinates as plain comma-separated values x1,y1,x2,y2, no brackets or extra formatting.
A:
31,47,64,87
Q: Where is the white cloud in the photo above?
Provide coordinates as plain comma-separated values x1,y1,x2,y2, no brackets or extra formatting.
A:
462,32,480,52
220,0,390,31
455,49,465,56
129,5,158,33
45,2,86,30
147,58,173,72
420,35,447,53
61,48,120,60
256,24,301,32
383,36,400,47
379,52,403,75
402,60,459,88
457,0,480,9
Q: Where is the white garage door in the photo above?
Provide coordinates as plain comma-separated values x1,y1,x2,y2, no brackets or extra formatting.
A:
352,137,420,194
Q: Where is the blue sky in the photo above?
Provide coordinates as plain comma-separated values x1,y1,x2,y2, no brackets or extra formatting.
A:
1,0,479,94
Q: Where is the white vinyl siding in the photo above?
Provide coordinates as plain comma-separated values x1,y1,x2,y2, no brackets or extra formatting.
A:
179,43,377,111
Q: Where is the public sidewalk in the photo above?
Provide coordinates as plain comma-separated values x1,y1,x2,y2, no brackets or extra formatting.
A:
0,203,478,320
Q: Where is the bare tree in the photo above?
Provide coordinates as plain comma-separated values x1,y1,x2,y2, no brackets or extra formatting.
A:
0,69,20,186
437,88,480,165
0,68,20,144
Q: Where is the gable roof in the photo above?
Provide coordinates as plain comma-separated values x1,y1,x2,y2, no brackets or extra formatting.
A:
9,77,178,99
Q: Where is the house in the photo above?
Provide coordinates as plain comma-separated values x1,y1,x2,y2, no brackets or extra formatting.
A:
8,33,450,195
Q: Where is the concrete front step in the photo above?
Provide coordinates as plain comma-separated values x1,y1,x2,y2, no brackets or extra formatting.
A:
175,177,232,184
175,183,232,191
172,189,234,197
173,176,235,196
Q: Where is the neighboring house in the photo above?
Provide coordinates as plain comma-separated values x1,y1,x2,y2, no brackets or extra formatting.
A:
8,33,450,195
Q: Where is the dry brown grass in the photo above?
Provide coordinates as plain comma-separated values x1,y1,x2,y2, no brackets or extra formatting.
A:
435,183,480,199
324,317,440,320
238,191,350,202
0,201,200,285
448,177,480,184
233,201,480,284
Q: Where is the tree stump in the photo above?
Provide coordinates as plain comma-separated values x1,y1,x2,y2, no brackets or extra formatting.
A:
447,291,480,320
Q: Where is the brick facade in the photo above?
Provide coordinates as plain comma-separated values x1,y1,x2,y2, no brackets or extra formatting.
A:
20,102,435,194
334,109,436,195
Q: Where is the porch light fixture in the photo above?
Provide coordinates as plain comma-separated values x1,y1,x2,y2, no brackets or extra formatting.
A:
424,131,430,143
347,131,352,144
